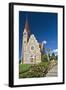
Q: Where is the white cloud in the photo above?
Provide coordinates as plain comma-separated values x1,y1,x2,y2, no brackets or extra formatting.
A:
52,49,58,55
53,49,58,53
42,40,47,44
51,49,58,56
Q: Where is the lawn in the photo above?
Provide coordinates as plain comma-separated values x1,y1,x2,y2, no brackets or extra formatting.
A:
19,64,31,74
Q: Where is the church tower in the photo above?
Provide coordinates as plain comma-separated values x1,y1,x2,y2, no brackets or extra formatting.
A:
22,17,30,64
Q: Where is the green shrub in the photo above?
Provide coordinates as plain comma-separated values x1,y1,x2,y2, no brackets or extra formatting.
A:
19,63,48,78
41,54,48,62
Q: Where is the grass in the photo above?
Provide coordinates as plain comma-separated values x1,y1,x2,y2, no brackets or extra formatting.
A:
19,64,31,74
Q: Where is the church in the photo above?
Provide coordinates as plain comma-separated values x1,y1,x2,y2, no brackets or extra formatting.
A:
22,18,44,64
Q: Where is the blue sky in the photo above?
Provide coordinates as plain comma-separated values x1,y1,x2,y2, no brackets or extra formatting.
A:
19,11,58,59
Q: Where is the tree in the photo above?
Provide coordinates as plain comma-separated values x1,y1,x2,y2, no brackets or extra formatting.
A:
19,59,21,64
41,54,48,62
52,53,55,57
50,53,56,61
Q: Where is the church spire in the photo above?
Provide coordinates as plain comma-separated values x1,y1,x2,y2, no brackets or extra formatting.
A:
24,16,30,32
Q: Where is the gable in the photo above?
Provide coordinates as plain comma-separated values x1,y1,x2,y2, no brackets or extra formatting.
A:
27,34,40,53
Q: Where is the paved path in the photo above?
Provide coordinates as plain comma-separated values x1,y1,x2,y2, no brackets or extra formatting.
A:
46,65,58,77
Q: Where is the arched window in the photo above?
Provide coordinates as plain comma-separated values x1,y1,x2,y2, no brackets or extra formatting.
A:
31,58,33,62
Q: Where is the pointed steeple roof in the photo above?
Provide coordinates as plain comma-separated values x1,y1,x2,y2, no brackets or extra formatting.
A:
24,16,30,32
